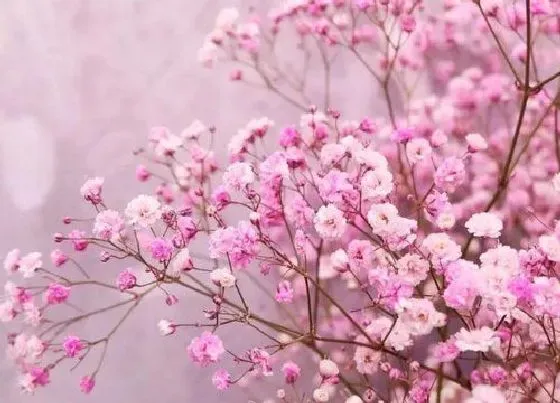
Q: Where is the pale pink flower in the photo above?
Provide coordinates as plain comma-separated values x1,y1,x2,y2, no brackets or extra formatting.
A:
353,336,381,374
222,162,255,192
210,268,236,288
169,248,193,276
319,359,339,377
181,120,207,140
465,385,506,403
50,249,68,267
158,319,176,336
396,254,429,286
3,248,20,274
187,331,224,366
367,203,399,234
434,157,465,193
313,387,331,402
330,249,349,273
405,138,432,165
553,172,560,193
125,195,162,228
539,235,560,262
0,300,15,322
276,280,294,303
314,204,347,239
212,369,231,390
465,212,503,238
80,177,104,204
466,133,488,152
361,168,393,200
215,7,239,31
93,210,125,241
396,298,446,336
422,233,461,263
454,327,499,353
19,252,42,278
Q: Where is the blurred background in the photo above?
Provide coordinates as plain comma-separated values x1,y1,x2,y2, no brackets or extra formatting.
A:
0,1,405,401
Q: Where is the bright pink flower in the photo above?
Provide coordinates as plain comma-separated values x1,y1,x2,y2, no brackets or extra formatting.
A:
150,238,173,261
80,375,96,394
44,283,71,305
68,230,89,251
63,335,84,358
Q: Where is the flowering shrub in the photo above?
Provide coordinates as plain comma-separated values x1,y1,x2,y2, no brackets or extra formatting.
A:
3,0,560,401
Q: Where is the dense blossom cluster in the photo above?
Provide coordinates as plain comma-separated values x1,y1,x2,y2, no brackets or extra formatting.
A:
3,0,560,401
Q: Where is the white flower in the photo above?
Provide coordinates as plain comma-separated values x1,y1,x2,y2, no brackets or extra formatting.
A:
314,204,347,239
169,248,192,276
330,249,349,273
454,327,498,352
181,120,207,139
222,162,255,192
125,195,162,228
158,319,176,336
4,248,20,274
26,335,46,359
313,387,331,402
210,268,237,288
19,252,42,278
345,396,363,403
539,235,560,262
465,212,503,238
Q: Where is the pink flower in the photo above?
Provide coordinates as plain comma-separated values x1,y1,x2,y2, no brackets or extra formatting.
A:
150,238,173,261
19,367,50,394
44,283,71,304
314,204,347,239
210,268,237,288
275,280,294,303
187,331,225,366
93,210,125,241
62,335,84,358
116,269,137,291
209,221,259,269
80,177,104,204
212,369,231,390
465,212,503,238
50,249,68,267
395,298,446,336
222,162,255,192
68,230,89,251
282,361,301,384
434,157,465,193
80,375,96,394
454,327,499,353
249,348,273,376
279,126,301,147
135,164,151,182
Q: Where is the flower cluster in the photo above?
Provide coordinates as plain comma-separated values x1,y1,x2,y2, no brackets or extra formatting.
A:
3,0,560,402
